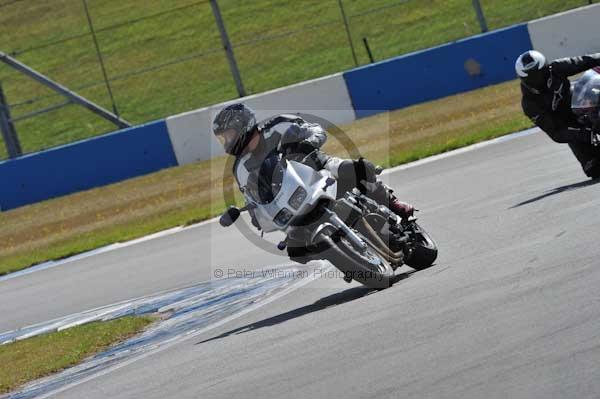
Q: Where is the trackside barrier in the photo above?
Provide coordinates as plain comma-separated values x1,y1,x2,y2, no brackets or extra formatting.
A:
3,5,599,210
528,4,600,61
0,120,176,211
342,24,533,119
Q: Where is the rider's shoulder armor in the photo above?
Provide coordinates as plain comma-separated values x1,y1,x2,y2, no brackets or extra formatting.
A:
258,114,305,132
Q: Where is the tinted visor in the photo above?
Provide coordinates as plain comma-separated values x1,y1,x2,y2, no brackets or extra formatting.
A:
215,128,241,154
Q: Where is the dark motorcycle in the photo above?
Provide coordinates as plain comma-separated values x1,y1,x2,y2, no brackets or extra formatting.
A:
572,68,600,178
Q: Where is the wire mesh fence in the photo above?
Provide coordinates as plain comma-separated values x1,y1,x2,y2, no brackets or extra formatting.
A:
0,0,594,159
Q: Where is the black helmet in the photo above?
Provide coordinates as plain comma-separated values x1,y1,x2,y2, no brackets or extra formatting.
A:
515,50,549,91
212,103,257,156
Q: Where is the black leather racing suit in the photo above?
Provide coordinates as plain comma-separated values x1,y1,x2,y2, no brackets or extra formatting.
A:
521,54,600,176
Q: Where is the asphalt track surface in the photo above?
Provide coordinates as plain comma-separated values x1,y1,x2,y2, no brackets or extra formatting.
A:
2,129,600,398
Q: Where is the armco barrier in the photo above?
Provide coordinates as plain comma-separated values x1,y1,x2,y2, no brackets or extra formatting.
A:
0,120,177,211
343,24,533,119
166,73,356,165
528,4,600,61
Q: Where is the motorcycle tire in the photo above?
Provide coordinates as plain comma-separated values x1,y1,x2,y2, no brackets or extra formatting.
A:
405,222,438,270
317,230,395,289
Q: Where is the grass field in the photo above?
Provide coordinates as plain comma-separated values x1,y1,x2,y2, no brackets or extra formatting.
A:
0,79,534,275
0,0,588,159
0,316,153,394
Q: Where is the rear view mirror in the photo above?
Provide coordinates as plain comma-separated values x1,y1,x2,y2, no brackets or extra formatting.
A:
220,206,241,227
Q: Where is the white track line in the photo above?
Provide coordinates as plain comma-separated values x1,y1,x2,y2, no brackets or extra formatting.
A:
0,128,540,283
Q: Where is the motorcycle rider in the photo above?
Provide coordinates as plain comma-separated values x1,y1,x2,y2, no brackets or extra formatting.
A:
515,50,600,177
212,103,415,259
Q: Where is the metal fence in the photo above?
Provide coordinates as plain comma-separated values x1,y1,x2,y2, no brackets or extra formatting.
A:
0,0,594,159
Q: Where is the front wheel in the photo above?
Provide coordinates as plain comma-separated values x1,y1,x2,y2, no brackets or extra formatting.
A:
317,231,395,289
405,222,438,270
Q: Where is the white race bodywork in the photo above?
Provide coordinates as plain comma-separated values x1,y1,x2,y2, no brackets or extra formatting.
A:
250,161,337,234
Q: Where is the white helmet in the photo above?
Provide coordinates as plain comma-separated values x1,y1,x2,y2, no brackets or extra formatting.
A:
515,50,547,78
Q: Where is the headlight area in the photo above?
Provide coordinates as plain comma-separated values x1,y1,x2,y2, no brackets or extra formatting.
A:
274,208,294,226
288,187,307,210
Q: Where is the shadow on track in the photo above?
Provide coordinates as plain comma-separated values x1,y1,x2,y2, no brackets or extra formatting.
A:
510,178,600,209
196,272,412,345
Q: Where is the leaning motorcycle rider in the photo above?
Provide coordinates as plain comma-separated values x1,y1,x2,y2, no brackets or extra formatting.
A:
212,103,415,260
515,50,600,177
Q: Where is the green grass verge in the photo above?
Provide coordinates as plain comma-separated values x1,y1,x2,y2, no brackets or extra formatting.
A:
0,204,219,276
0,0,586,159
386,118,532,166
0,316,154,394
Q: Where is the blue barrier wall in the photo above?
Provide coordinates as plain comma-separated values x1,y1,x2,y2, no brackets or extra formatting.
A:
343,24,533,119
0,120,177,211
0,22,539,211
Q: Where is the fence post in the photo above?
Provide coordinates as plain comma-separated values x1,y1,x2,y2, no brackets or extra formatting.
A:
362,37,374,64
0,81,22,159
210,0,246,98
338,0,359,67
82,0,120,117
472,0,488,33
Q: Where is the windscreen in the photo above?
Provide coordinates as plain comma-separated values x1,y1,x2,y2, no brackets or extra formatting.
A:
571,69,600,124
246,153,285,204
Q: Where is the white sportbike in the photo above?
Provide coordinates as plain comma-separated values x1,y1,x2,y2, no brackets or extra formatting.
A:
220,152,438,289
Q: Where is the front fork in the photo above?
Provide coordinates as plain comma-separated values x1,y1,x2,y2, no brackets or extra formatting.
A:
308,205,406,266
321,207,368,253
286,203,409,266
281,203,366,257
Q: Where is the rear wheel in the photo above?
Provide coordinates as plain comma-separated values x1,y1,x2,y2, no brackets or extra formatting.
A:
405,223,438,270
318,231,395,289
